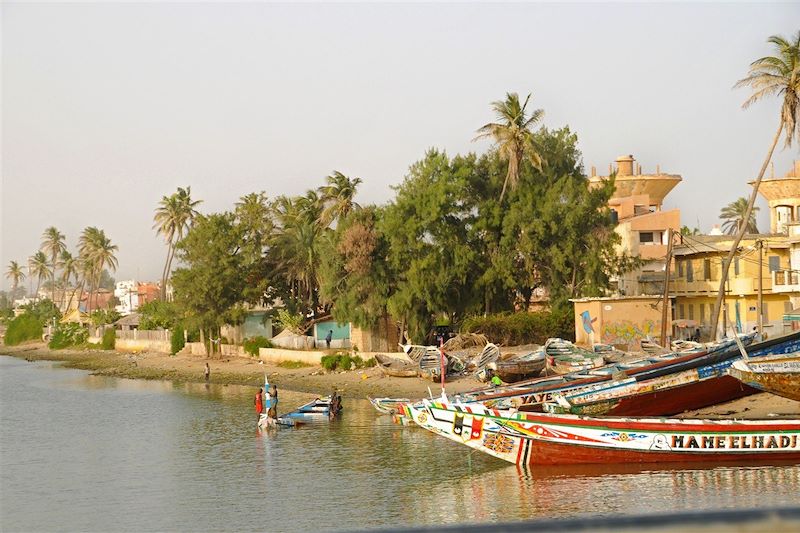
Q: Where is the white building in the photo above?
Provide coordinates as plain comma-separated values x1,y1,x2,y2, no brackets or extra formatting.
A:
114,280,139,315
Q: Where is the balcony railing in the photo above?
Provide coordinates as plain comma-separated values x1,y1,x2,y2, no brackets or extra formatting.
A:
772,269,800,293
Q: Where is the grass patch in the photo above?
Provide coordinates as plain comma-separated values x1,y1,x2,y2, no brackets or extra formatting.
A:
277,360,312,369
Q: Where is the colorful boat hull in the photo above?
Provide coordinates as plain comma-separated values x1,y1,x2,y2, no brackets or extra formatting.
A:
728,354,800,401
409,400,800,466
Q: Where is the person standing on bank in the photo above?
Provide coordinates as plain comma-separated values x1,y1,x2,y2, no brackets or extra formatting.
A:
204,363,210,382
325,330,333,349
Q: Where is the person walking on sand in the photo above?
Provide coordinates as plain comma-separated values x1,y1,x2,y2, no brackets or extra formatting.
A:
204,363,210,382
325,330,333,349
254,388,264,423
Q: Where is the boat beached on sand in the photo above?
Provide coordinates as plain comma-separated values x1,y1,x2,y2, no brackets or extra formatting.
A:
728,352,800,401
408,398,800,466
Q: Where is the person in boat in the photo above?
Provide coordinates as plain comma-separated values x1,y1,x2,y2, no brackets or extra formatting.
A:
487,367,502,387
254,388,264,423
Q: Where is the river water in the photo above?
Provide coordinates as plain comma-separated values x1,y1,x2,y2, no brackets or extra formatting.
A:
1,355,798,532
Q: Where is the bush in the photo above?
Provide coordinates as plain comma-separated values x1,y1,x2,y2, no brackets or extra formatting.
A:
461,310,574,346
277,360,312,369
320,352,369,371
101,328,116,350
22,299,61,325
139,300,180,330
320,354,338,371
243,336,273,356
171,328,186,355
48,323,88,350
4,313,43,346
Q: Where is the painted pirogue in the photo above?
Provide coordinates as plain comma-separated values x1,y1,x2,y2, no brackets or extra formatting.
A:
728,353,800,401
407,399,800,466
543,332,800,416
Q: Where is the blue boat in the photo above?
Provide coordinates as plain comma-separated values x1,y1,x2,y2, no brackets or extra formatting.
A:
282,396,342,420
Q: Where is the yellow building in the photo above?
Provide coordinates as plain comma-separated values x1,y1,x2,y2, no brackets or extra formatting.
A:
670,233,795,340
589,154,682,296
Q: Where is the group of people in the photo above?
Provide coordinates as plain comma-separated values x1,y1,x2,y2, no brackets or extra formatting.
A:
255,383,279,425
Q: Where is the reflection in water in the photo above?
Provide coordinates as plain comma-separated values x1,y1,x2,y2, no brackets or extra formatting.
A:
1,355,799,533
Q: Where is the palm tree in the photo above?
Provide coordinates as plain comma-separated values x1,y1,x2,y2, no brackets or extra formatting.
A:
78,227,118,312
5,260,26,301
474,92,545,202
720,197,759,235
153,187,202,299
41,226,66,304
59,251,79,312
318,171,362,227
710,31,800,339
28,251,52,301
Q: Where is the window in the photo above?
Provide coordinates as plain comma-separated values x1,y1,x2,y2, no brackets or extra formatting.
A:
640,232,654,244
688,304,694,321
703,259,711,280
687,261,694,282
678,260,684,277
734,257,740,276
769,256,780,272
700,303,706,322
678,304,685,319
762,303,769,323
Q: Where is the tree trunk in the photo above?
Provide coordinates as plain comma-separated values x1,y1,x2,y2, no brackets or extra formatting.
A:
160,243,172,300
710,119,784,340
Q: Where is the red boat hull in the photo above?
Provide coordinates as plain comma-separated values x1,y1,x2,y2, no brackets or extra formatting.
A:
527,438,800,466
602,375,759,417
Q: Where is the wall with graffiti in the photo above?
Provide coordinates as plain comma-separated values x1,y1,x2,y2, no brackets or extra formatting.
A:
574,297,669,350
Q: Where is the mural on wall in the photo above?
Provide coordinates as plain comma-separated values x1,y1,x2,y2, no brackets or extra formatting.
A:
602,319,659,347
580,311,597,345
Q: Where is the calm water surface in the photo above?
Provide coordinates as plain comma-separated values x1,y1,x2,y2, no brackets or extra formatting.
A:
1,355,798,532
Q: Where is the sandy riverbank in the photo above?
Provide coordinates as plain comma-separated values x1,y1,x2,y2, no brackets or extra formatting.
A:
2,341,798,417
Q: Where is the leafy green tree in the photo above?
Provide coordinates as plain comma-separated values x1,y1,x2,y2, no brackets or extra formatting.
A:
720,197,759,235
138,300,181,330
153,186,202,299
319,207,392,329
234,192,273,305
711,32,800,338
171,213,248,350
475,92,544,201
41,227,66,303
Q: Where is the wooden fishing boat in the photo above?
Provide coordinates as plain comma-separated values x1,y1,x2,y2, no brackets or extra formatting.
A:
543,338,605,374
449,332,763,413
491,350,546,383
545,331,800,416
368,396,411,414
258,413,305,428
374,353,418,378
408,399,800,466
282,396,342,419
728,353,800,401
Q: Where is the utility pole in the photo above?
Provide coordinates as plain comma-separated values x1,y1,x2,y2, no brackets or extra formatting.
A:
660,228,675,347
757,240,764,337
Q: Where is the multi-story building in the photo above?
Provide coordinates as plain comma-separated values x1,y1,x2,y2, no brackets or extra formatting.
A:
589,154,682,296
114,280,161,315
670,160,800,340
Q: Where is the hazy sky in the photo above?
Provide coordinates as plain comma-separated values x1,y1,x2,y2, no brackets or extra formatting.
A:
2,2,799,289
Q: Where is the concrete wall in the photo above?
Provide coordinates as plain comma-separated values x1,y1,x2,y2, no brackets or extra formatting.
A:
350,316,400,353
179,342,246,357
116,338,171,354
258,347,325,365
574,296,669,350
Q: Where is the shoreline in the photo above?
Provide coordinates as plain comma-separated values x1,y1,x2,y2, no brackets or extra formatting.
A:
2,342,798,417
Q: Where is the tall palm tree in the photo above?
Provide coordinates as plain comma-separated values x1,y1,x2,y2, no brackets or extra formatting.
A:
318,171,362,227
474,92,545,202
153,187,201,299
720,197,759,235
59,251,79,312
5,260,26,301
78,227,118,312
41,226,66,303
28,251,52,301
711,31,800,339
